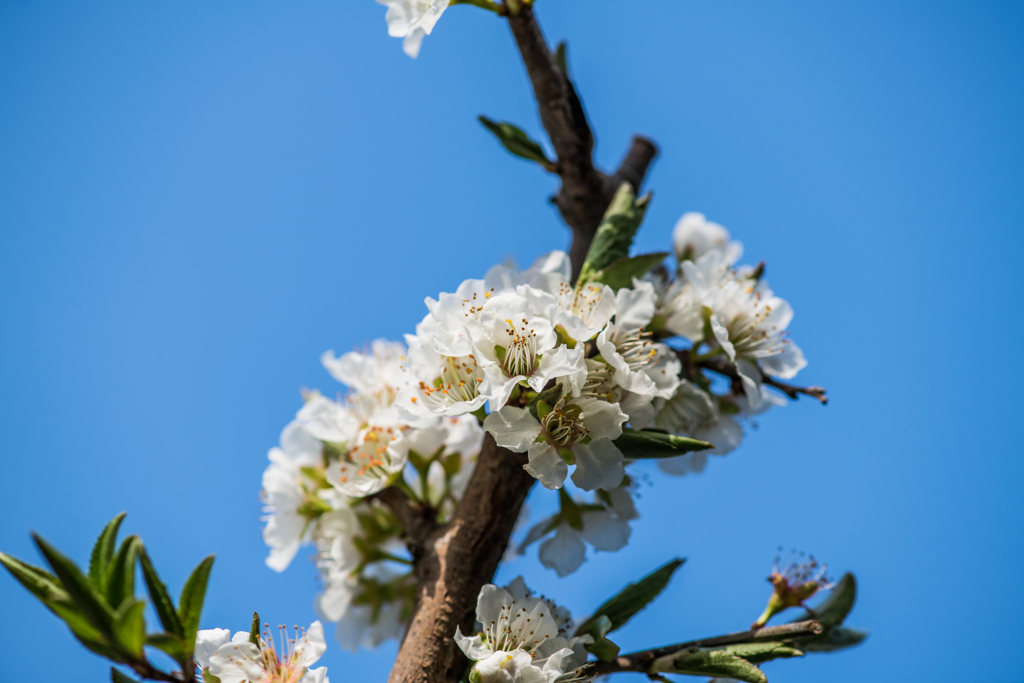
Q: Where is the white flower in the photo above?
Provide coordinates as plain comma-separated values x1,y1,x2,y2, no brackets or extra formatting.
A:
262,422,327,572
672,212,741,264
485,394,627,491
455,579,589,683
321,339,411,422
470,291,586,409
206,621,328,683
654,381,742,476
295,396,360,445
520,487,638,577
376,0,449,58
325,423,408,497
594,281,680,400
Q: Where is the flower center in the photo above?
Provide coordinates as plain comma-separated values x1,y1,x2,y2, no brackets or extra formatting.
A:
542,402,588,447
418,355,484,408
502,318,537,377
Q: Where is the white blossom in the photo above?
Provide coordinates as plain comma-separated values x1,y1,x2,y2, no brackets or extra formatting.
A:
376,0,450,59
206,621,328,683
672,212,741,264
325,422,408,497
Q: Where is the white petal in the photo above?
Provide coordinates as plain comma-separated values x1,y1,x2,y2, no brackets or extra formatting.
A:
208,641,262,683
570,439,624,491
194,629,231,669
577,399,627,441
483,407,542,452
294,621,327,668
525,442,568,489
538,524,586,577
301,667,330,683
580,511,631,552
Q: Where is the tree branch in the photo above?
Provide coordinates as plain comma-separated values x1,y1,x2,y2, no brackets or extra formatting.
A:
506,4,658,281
373,487,439,558
695,354,829,405
587,620,824,675
387,435,536,683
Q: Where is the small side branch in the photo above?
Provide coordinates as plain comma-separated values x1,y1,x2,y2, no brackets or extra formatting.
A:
588,620,824,675
373,487,439,557
696,355,828,405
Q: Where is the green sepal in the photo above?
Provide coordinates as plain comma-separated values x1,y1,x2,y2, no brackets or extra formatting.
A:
558,488,583,531
203,668,223,683
590,252,668,291
578,183,651,283
493,344,507,364
112,597,147,657
178,555,215,657
146,632,188,665
535,400,553,421
528,382,563,421
89,513,127,592
613,428,713,459
723,641,804,664
650,648,767,683
32,533,116,634
139,547,183,637
557,447,575,466
105,536,141,611
249,611,262,649
553,324,577,349
111,667,142,683
299,466,330,489
575,558,684,637
478,116,554,170
576,614,619,661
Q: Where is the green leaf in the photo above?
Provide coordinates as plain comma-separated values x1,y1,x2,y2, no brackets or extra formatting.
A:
591,252,668,291
33,533,116,634
139,547,183,637
147,632,188,664
111,667,142,683
803,572,857,628
613,428,713,459
554,41,569,77
478,116,554,169
575,558,684,637
89,513,127,591
112,598,146,657
578,183,651,283
651,649,767,683
105,536,141,610
798,626,868,653
249,611,262,648
576,614,619,661
178,555,214,656
0,551,67,603
724,641,804,664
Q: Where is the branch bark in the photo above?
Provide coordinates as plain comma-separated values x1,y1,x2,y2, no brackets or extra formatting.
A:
696,355,829,405
388,6,659,682
506,4,657,280
587,620,824,676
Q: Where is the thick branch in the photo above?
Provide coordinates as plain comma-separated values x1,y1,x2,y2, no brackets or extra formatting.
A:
387,435,535,683
506,5,657,281
588,620,824,675
696,354,829,405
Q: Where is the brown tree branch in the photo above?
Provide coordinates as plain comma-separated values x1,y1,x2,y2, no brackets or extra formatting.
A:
373,487,439,558
387,435,536,683
506,4,658,281
587,620,824,676
695,354,829,405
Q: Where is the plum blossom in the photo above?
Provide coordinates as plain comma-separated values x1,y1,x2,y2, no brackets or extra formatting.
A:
325,422,408,497
520,486,638,577
455,578,591,683
672,212,740,263
484,391,627,491
204,621,328,683
376,0,449,59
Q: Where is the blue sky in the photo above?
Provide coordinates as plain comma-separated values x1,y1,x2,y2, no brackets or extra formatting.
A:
1,1,1022,681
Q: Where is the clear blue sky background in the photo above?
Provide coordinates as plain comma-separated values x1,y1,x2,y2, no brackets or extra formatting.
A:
2,1,1022,681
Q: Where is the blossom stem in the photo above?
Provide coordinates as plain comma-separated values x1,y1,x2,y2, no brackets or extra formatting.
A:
450,0,503,13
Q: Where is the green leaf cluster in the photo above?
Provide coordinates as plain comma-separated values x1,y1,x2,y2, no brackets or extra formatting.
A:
613,428,713,459
0,513,215,682
575,558,685,660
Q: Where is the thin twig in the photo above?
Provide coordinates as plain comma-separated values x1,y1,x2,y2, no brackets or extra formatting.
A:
696,354,828,405
588,620,824,675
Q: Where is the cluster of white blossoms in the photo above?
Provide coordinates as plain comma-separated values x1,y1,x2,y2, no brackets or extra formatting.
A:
455,577,592,683
194,621,328,683
260,210,810,650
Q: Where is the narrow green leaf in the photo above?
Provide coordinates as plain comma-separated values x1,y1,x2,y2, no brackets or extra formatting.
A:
802,572,856,628
178,555,215,656
48,599,124,662
111,667,142,683
0,551,68,603
576,614,619,661
651,649,767,683
554,41,569,77
33,533,116,634
724,641,804,664
147,632,188,665
592,252,669,291
89,513,127,591
575,558,684,637
798,626,868,653
249,611,262,648
613,428,713,459
113,598,147,657
105,536,141,610
578,183,651,282
478,116,554,169
139,547,183,637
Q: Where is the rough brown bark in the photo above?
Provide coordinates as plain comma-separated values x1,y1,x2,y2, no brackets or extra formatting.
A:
386,6,659,683
387,435,535,683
